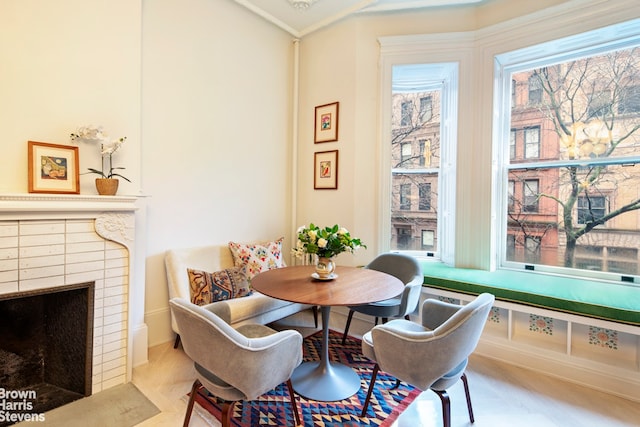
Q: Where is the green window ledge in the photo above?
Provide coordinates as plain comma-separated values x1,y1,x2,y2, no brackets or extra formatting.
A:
419,261,640,326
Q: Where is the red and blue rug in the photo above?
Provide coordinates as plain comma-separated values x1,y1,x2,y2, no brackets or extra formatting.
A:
191,329,420,426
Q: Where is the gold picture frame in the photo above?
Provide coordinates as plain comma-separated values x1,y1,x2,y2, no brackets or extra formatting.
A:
314,150,338,190
314,102,339,143
28,141,80,194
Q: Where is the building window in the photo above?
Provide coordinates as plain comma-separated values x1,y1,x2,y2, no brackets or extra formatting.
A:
419,183,431,210
528,74,542,104
397,227,411,249
508,180,515,212
525,236,541,264
420,96,433,122
524,126,540,159
588,90,612,119
523,180,539,213
421,230,435,249
618,85,640,114
496,21,640,279
400,143,412,164
400,184,411,210
577,195,607,224
401,101,412,126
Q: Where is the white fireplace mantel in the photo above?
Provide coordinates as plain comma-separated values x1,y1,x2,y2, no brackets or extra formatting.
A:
0,193,138,219
0,193,146,392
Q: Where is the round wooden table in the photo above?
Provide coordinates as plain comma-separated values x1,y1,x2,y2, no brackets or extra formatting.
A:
251,265,404,402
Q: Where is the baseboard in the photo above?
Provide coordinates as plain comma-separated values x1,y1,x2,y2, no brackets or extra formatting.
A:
476,337,640,403
145,306,174,347
132,323,149,367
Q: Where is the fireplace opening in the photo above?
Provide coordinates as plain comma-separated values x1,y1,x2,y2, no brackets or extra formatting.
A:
0,282,94,426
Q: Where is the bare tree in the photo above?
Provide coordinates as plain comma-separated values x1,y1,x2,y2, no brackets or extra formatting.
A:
531,48,640,267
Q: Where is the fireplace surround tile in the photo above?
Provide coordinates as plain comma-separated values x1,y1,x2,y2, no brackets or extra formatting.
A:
0,214,133,396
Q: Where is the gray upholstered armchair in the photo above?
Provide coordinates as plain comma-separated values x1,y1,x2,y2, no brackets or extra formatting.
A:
169,298,303,427
341,252,423,344
360,293,495,427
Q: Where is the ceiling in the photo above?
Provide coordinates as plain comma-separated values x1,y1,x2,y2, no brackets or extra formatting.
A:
233,0,485,38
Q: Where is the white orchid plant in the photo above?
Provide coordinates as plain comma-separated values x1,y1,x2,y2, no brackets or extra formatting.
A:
293,223,366,259
70,125,131,182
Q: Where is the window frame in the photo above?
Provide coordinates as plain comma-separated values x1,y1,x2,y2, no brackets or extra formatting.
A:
494,19,640,282
378,41,460,263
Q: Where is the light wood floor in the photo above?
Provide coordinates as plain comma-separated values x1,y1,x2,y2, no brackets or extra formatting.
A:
132,310,640,427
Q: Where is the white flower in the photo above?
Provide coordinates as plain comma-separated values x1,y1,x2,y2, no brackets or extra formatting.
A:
307,230,317,242
70,125,106,143
70,125,130,182
101,137,127,156
317,238,328,248
338,227,349,235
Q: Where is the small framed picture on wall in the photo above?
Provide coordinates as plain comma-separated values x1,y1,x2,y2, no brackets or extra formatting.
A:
28,141,80,194
314,150,338,190
314,102,339,143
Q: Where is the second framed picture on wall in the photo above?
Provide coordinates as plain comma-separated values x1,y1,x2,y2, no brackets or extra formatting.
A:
314,150,338,190
314,102,339,143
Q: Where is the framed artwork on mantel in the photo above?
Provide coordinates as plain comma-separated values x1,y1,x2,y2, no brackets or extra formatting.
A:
314,150,338,190
314,102,339,143
28,141,80,194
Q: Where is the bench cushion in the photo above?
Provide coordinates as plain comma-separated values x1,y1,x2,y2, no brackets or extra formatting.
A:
419,261,640,326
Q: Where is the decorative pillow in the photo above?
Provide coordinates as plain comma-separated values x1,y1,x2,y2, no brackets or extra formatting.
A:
187,267,252,305
228,237,286,280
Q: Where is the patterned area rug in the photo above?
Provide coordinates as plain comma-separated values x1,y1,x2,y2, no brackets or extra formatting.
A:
191,330,420,426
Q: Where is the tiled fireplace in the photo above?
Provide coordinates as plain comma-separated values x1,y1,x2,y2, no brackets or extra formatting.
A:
0,194,138,401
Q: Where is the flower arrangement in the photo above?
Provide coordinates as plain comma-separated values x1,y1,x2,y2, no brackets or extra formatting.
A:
70,125,131,182
293,223,366,259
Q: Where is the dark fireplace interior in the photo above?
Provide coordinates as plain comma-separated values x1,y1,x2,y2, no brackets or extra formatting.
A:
0,283,94,426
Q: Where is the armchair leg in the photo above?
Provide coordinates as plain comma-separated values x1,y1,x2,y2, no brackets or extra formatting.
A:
173,334,181,349
461,373,475,423
183,379,201,427
286,379,301,426
220,401,237,427
360,363,380,418
433,389,451,427
342,309,355,345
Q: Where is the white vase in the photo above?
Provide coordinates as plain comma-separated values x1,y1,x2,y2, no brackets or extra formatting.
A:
315,256,336,279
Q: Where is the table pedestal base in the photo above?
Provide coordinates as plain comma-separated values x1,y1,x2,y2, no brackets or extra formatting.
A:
290,360,361,402
290,306,361,401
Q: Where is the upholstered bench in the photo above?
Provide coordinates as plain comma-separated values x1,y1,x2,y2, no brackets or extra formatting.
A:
165,241,314,348
419,261,640,326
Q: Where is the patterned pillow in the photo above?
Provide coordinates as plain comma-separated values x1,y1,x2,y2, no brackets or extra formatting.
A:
187,267,252,305
228,237,286,280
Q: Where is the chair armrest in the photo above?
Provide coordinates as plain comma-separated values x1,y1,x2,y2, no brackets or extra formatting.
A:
229,329,303,399
397,274,424,317
421,298,462,330
370,323,447,390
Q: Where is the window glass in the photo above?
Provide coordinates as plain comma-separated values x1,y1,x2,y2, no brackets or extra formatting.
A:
383,60,457,261
389,66,446,254
498,22,640,279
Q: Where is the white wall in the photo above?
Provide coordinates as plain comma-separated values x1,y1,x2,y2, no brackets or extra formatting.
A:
0,0,141,194
141,0,295,346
